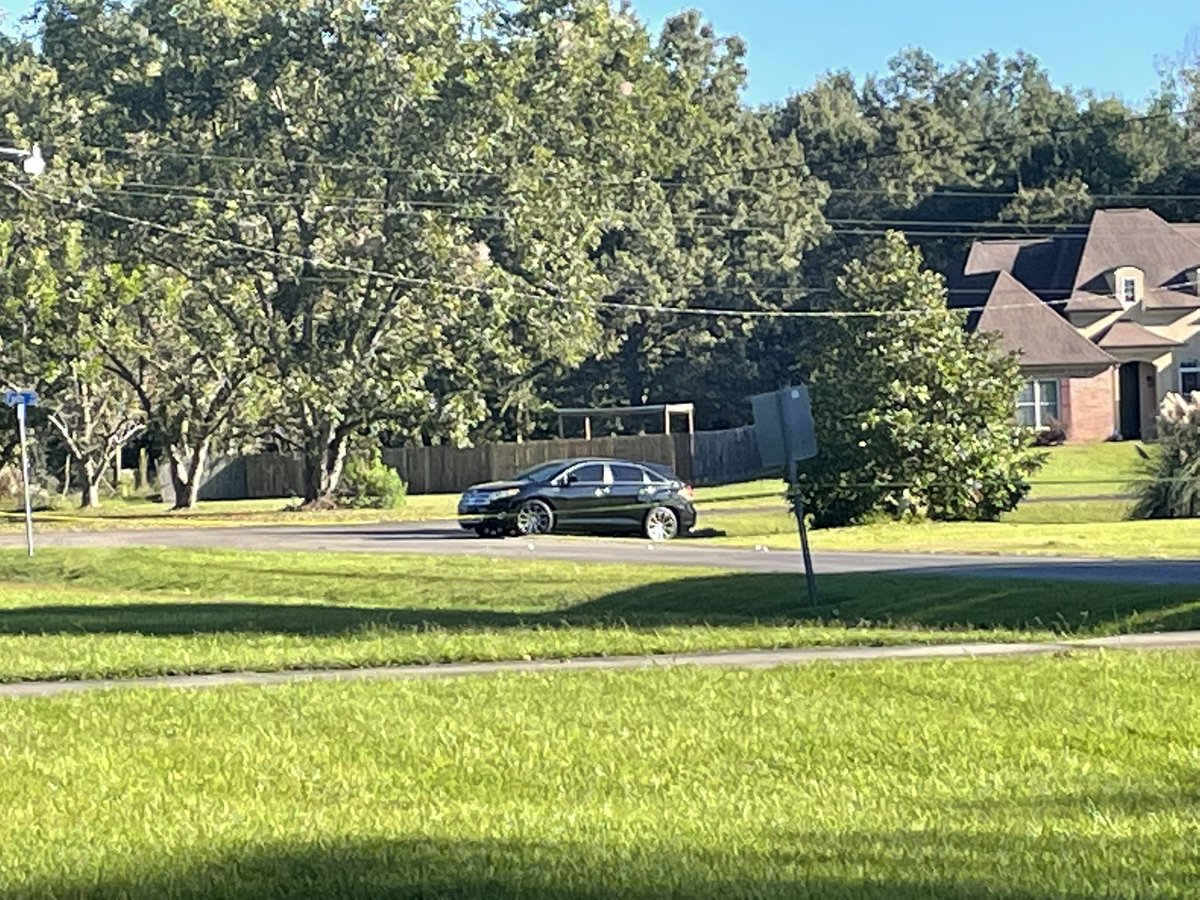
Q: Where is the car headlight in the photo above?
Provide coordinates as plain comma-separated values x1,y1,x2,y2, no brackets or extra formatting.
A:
483,488,521,501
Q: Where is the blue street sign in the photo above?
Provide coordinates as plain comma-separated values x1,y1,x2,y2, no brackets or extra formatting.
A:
3,390,37,408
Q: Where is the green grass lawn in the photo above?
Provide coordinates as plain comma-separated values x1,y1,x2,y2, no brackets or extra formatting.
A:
703,513,1200,557
3,653,1199,898
0,493,461,530
0,547,1197,683
696,442,1172,554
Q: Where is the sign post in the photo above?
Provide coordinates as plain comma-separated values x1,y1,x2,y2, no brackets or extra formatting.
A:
752,385,819,606
4,390,37,557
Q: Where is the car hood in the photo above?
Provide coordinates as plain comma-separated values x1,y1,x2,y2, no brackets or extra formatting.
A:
463,481,525,493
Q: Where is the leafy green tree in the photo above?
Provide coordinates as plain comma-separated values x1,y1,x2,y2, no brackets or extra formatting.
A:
100,270,271,509
792,232,1042,527
0,221,144,508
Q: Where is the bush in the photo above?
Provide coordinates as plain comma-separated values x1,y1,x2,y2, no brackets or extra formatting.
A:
1132,392,1200,519
791,234,1044,527
340,449,407,510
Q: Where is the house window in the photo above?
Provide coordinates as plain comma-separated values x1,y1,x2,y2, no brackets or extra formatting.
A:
1016,379,1060,428
1181,360,1200,394
1120,277,1138,307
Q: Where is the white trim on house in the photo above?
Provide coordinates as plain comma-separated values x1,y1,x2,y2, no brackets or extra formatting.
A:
1017,379,1060,428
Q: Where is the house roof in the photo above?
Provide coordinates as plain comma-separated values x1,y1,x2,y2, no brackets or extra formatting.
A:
1142,287,1200,311
1094,321,1182,351
963,236,1083,297
1063,291,1123,315
1072,209,1200,293
975,271,1116,375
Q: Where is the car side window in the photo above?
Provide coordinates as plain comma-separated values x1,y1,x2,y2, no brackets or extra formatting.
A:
568,464,606,484
612,464,645,484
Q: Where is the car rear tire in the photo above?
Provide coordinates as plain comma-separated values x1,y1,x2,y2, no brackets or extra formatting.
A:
515,499,555,536
643,506,680,542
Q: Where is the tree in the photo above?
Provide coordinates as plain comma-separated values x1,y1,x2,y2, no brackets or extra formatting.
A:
100,270,271,509
792,232,1042,527
0,221,144,508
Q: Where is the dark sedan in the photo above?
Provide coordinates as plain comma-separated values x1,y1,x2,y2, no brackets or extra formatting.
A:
458,458,697,540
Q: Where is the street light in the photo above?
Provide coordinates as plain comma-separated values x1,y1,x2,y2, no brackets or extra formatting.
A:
0,143,46,556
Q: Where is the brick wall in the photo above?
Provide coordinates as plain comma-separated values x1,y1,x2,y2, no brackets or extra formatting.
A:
1062,369,1117,442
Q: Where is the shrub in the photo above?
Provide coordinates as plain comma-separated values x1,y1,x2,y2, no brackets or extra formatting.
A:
340,449,407,510
791,233,1044,527
1132,392,1200,519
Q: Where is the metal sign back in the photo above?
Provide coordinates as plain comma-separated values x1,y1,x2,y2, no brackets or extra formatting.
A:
752,385,817,468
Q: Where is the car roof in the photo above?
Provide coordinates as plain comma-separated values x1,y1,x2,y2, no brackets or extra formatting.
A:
528,457,671,469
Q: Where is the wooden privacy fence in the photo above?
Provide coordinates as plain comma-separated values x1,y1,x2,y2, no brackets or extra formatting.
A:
166,427,772,501
160,454,306,505
382,433,689,495
689,426,771,486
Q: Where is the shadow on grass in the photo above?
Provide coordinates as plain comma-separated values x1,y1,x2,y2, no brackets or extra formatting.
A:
2,570,1199,637
13,832,1178,899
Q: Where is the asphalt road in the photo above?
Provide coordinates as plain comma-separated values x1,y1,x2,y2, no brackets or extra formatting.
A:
3,519,1200,585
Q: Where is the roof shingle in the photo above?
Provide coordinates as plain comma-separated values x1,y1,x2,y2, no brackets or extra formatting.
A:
975,271,1116,375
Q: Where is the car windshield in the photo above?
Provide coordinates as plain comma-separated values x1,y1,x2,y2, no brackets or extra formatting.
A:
511,461,569,483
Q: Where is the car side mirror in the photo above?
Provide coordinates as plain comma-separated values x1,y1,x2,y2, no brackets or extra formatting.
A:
565,474,579,485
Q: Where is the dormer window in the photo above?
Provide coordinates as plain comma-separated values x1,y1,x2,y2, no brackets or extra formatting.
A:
1120,277,1138,307
1112,266,1144,309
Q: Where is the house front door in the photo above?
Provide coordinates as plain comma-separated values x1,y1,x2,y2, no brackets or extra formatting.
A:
1119,362,1142,440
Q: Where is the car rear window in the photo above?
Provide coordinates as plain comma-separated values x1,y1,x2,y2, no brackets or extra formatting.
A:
611,464,646,484
642,463,675,483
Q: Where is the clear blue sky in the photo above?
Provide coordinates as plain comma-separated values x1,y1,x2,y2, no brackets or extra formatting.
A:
0,0,1195,106
632,0,1200,106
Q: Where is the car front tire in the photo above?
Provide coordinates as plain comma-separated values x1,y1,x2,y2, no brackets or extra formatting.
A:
515,499,555,536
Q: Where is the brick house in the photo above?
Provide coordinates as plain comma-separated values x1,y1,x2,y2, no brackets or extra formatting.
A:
950,209,1200,441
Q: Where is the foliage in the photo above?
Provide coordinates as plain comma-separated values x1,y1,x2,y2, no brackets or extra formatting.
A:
339,447,408,510
1132,392,1200,519
1,4,1197,509
3,657,1200,897
791,233,1043,527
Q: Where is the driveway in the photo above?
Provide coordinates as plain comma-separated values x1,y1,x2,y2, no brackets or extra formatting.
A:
3,520,1200,585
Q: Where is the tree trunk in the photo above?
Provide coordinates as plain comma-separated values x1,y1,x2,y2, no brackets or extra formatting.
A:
621,325,648,408
302,423,348,505
168,441,209,511
78,458,100,509
136,447,149,491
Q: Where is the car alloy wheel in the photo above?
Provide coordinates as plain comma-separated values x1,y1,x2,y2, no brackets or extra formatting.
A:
516,499,554,536
644,506,679,542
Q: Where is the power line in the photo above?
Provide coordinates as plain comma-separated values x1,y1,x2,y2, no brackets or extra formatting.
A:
76,182,1104,242
21,182,1091,321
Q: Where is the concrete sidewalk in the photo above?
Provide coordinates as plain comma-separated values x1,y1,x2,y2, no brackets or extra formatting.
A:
3,631,1197,700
